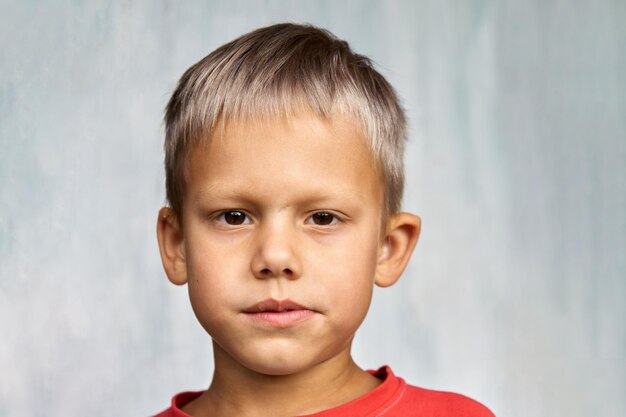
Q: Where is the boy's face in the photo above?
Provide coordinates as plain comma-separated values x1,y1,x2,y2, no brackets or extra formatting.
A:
160,112,413,376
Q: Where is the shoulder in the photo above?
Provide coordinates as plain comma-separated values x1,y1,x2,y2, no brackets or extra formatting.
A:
151,391,203,417
398,384,495,417
366,366,494,417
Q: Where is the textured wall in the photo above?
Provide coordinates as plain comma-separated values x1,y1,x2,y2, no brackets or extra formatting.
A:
0,1,624,416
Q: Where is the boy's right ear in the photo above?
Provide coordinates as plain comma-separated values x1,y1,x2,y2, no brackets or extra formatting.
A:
156,207,188,285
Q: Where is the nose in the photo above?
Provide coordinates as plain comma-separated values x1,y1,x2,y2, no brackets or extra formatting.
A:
250,219,302,280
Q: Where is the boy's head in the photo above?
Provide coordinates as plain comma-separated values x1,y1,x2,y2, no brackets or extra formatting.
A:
163,23,407,223
157,23,420,377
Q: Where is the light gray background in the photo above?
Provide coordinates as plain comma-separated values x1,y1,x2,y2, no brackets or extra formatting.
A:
1,1,624,416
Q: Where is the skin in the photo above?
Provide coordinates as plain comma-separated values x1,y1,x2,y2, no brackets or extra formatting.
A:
157,112,421,417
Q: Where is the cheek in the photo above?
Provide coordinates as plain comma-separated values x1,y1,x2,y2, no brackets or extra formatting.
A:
184,244,242,333
333,277,374,321
186,274,223,334
322,225,380,283
317,229,380,320
185,229,247,294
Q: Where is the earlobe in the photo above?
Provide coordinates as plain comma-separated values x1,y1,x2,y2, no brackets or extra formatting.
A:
156,207,188,285
375,213,421,288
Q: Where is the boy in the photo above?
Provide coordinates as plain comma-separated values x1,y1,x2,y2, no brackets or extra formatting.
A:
155,23,493,417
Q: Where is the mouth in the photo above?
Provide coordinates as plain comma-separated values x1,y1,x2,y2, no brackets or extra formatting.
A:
242,298,316,328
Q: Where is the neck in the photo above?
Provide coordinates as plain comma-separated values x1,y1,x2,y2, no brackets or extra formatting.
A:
183,341,380,417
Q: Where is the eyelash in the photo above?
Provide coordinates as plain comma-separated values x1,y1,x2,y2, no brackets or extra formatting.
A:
214,210,251,226
305,211,341,226
212,210,343,227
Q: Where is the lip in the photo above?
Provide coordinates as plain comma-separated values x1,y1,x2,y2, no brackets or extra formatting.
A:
243,298,316,328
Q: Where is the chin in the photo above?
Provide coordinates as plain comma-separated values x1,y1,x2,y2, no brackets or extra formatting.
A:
237,350,317,376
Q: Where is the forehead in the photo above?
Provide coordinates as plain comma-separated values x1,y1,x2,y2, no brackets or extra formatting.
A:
185,113,384,207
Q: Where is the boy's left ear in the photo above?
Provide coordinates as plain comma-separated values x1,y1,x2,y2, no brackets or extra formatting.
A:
375,213,421,288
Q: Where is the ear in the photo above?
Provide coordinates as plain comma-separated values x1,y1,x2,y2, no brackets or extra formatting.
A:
156,207,188,285
375,213,421,288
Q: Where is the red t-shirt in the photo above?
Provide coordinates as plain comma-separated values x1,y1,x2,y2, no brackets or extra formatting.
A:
154,366,494,416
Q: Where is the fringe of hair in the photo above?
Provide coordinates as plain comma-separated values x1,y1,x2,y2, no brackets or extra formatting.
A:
164,23,406,221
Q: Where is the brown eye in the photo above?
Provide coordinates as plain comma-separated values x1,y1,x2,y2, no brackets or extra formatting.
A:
310,212,336,226
219,211,249,225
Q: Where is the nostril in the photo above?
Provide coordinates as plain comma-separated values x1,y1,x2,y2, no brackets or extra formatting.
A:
256,267,295,278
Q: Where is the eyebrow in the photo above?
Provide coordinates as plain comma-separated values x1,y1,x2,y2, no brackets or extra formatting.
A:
192,183,369,206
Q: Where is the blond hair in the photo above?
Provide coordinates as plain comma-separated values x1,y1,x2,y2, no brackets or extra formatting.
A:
164,23,407,221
